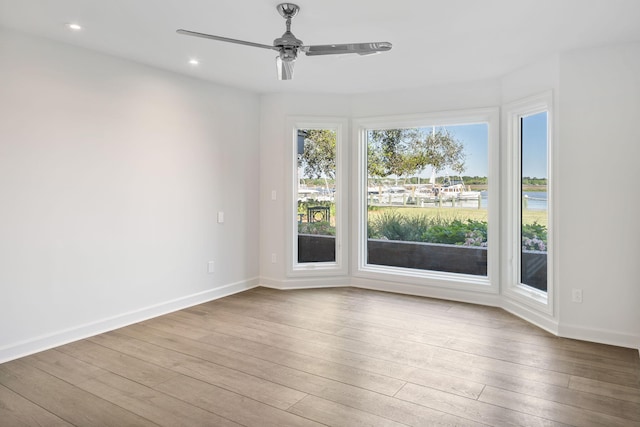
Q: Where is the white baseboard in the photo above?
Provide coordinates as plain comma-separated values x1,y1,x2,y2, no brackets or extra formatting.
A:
558,322,640,351
260,276,350,290
350,276,502,307
500,297,559,336
0,277,259,364
5,276,636,363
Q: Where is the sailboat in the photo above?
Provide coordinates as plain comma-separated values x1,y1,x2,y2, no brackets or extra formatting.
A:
437,175,481,200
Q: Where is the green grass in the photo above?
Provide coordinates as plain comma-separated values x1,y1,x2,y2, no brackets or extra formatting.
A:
368,206,547,227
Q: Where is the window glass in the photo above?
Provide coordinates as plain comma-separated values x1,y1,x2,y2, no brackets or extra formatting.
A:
296,129,337,263
365,124,489,276
520,112,548,291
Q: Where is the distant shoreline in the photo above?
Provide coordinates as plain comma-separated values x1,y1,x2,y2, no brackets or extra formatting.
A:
469,184,546,192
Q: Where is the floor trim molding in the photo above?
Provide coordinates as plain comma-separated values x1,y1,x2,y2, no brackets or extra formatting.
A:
558,322,640,351
0,277,259,363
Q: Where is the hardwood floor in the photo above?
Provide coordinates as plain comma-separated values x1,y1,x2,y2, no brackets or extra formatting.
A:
1,287,639,426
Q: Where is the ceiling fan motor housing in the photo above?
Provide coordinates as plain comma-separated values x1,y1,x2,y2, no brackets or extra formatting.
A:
278,46,298,61
274,3,303,61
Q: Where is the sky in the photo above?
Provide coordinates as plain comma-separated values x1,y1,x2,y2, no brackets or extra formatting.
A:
419,115,548,179
417,123,488,178
521,111,548,179
299,114,549,181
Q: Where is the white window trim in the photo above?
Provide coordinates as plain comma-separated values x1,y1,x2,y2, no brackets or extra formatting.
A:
503,91,554,316
285,117,349,277
351,108,500,293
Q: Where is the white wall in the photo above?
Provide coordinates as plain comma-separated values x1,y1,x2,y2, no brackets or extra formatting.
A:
0,30,261,361
556,42,640,347
501,55,560,104
351,79,501,117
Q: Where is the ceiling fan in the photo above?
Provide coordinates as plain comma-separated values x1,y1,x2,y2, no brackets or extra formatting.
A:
177,3,392,80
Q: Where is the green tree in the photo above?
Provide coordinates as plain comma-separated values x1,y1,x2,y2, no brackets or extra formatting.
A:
298,129,336,179
367,128,466,178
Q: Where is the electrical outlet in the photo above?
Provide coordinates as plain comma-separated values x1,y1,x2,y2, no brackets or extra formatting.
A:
271,253,277,263
271,190,277,200
571,288,583,303
217,211,224,223
207,261,215,273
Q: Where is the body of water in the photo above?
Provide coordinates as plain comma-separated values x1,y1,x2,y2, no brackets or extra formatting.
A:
456,191,547,210
522,191,548,210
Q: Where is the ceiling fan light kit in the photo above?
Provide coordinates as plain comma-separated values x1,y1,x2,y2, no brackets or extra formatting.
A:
177,3,392,80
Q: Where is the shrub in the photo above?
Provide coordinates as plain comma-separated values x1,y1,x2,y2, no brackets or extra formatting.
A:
421,219,487,246
522,221,547,251
368,211,489,246
369,211,425,241
298,221,335,236
299,208,547,251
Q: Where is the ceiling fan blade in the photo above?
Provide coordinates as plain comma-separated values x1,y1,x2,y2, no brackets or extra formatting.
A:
176,29,277,51
276,56,295,80
301,42,392,56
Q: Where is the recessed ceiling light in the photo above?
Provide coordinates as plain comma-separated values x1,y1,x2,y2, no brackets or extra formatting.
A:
66,23,82,31
189,59,199,66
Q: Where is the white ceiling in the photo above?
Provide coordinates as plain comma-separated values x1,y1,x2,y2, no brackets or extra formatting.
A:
1,0,640,95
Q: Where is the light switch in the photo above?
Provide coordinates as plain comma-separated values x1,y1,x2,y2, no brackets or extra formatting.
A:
217,211,224,223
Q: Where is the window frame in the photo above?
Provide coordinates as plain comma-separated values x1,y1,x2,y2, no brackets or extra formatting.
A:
286,117,349,277
352,108,500,293
503,92,554,315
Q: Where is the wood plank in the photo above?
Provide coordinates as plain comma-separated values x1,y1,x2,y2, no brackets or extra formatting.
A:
483,373,640,422
245,287,640,364
141,310,596,427
146,310,486,399
340,288,640,363
287,395,409,427
333,319,640,374
22,349,107,384
0,360,156,426
396,382,566,427
569,375,640,404
193,311,572,389
108,323,404,398
56,339,178,387
153,374,325,427
22,346,244,426
111,325,485,426
247,287,524,331
478,385,639,427
76,372,243,427
176,307,490,397
0,384,73,427
333,326,639,385
161,310,408,395
210,290,639,386
86,331,308,410
304,376,489,427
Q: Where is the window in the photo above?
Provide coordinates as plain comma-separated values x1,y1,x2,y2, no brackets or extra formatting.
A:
504,92,553,313
353,109,499,292
287,118,348,277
